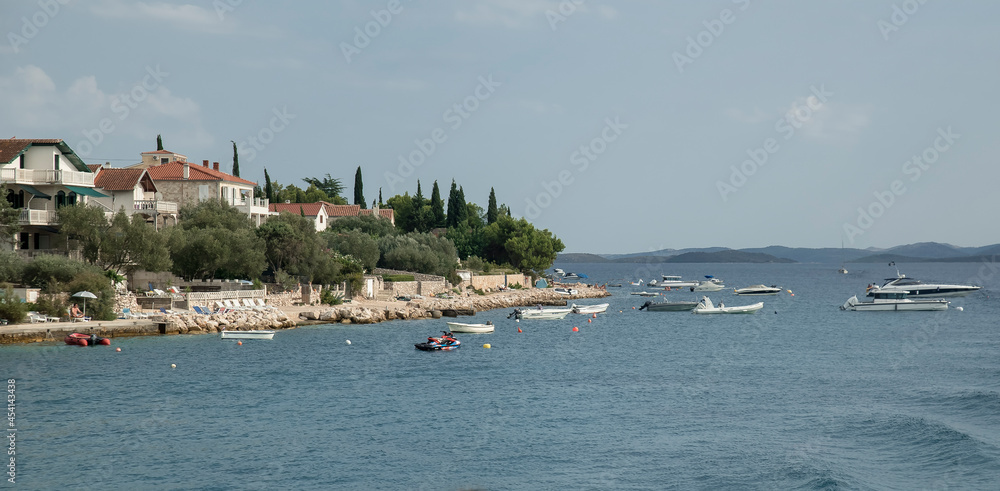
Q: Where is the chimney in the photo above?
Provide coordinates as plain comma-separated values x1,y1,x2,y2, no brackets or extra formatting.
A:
202,160,209,167
183,162,189,179
213,162,219,171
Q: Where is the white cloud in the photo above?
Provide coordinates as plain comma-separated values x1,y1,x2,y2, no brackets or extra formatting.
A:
88,0,235,33
728,95,871,143
0,65,213,156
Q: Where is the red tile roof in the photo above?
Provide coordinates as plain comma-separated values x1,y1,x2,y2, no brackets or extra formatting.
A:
269,202,326,216
94,168,148,191
87,164,103,173
323,203,361,217
0,139,61,164
142,150,176,154
146,161,257,186
359,208,395,220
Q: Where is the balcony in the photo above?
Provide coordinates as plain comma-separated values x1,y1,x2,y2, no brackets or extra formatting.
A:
0,168,95,186
134,199,179,215
19,209,57,225
234,197,271,216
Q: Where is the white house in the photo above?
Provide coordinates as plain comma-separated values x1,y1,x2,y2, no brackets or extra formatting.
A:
92,167,179,229
0,139,105,253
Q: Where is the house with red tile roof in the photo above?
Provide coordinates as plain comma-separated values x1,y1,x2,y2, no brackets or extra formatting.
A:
0,138,105,253
135,154,272,226
92,167,178,230
268,201,330,231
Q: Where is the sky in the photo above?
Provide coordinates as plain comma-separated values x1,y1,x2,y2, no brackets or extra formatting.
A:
2,0,999,254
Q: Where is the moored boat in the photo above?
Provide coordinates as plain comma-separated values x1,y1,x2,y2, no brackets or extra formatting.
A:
691,296,763,314
571,303,609,314
638,300,698,312
630,291,660,297
866,272,981,298
554,287,578,295
507,307,572,320
842,292,949,311
220,330,275,340
691,280,724,292
446,321,495,333
733,284,782,295
64,332,111,346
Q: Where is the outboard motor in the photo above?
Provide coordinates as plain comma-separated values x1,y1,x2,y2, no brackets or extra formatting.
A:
89,334,98,347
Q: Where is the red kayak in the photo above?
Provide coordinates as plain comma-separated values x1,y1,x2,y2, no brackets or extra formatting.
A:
64,333,111,346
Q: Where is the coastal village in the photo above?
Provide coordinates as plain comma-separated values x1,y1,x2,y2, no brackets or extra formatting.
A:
0,138,601,344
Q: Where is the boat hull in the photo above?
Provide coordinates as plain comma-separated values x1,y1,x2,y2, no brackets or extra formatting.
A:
415,340,461,351
64,333,111,346
446,322,495,333
220,330,275,340
847,302,949,311
642,302,698,312
867,287,980,298
692,302,764,314
571,303,609,314
519,311,571,320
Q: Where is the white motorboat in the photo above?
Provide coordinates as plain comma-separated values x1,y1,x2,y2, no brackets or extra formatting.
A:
652,275,700,288
733,284,782,295
838,267,848,274
554,287,578,296
553,268,566,276
220,330,275,340
842,292,949,311
866,271,981,298
691,296,763,314
571,303,609,314
629,279,644,286
447,321,495,333
509,307,572,320
691,280,724,292
630,291,660,297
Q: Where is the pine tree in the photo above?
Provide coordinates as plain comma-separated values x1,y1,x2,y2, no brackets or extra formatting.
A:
264,168,274,203
487,187,498,224
156,134,163,151
230,141,240,177
354,166,366,209
430,180,445,228
414,181,425,209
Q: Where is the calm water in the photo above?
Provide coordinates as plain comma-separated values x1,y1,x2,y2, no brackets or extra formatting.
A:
4,262,1000,490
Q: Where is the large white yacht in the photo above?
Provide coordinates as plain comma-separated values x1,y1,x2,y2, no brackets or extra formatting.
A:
648,275,700,288
866,271,981,298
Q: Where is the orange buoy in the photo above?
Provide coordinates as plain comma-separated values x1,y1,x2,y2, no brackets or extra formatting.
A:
517,328,522,333
572,326,579,332
592,313,597,318
115,347,121,352
588,318,592,323
237,341,242,345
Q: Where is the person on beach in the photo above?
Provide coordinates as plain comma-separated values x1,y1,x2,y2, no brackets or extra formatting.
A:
70,303,84,318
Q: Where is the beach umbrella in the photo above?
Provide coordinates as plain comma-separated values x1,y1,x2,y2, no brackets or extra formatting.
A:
72,291,97,317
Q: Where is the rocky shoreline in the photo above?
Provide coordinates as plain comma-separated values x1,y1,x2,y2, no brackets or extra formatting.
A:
297,285,611,325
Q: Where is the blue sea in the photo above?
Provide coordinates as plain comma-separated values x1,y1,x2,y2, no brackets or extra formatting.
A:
3,262,1000,490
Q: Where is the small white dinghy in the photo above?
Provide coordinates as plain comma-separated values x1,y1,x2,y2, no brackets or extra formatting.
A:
220,330,275,339
571,303,609,314
446,321,495,333
691,296,763,314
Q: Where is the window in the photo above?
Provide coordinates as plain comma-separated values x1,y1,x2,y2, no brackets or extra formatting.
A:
161,158,168,164
19,154,24,169
53,154,60,170
18,233,28,250
56,191,66,208
67,192,77,206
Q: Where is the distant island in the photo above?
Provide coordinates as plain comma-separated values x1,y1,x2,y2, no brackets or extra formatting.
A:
558,241,1000,263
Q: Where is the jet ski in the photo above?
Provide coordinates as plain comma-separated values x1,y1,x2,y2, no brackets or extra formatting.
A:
415,331,461,351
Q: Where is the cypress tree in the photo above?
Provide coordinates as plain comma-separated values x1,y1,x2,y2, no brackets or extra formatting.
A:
156,134,163,151
378,187,383,206
354,166,366,209
300,205,305,217
264,168,274,203
445,180,460,228
414,181,424,209
487,187,498,224
430,180,445,228
230,141,240,177
457,186,468,225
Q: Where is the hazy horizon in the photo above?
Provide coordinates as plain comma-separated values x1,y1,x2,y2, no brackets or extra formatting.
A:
3,1,998,251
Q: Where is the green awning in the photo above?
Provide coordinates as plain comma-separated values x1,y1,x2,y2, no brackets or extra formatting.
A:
19,185,51,199
65,185,109,198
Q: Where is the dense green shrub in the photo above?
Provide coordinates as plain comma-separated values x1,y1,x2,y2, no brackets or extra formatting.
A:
0,250,24,284
0,286,28,324
21,255,91,291
32,294,67,318
382,274,415,282
320,289,344,305
64,271,115,321
324,229,379,272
